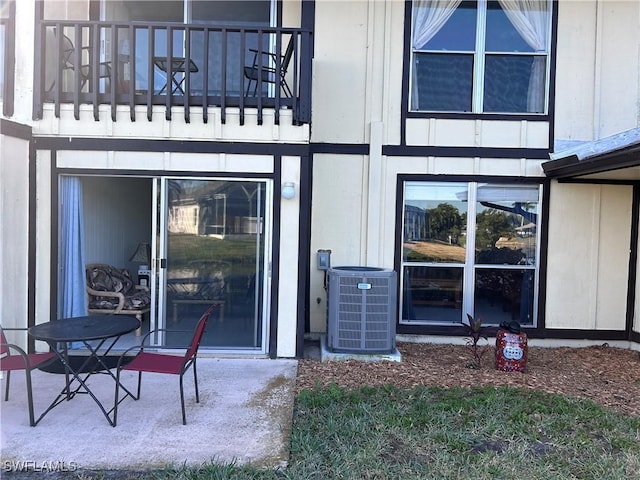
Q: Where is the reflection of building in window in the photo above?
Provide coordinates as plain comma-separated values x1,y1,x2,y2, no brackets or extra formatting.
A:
168,201,200,235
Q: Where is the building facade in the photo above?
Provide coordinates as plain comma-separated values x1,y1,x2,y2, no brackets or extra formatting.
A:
1,0,639,358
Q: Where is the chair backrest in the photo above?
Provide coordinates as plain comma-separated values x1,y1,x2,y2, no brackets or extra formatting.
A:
61,34,76,69
183,304,216,364
0,327,9,357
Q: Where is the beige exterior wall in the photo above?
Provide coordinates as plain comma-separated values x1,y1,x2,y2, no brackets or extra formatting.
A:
545,182,632,330
554,0,640,141
0,134,31,350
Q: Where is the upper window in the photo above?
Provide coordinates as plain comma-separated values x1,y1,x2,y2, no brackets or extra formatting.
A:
0,0,9,103
410,0,552,114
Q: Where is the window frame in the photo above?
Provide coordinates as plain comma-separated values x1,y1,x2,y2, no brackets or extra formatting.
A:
399,179,542,327
409,0,553,116
0,0,15,116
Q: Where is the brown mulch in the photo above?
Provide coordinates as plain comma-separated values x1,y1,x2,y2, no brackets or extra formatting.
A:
296,342,640,417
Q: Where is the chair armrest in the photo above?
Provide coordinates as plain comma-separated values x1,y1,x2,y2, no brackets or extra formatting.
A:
135,285,150,292
0,341,36,369
86,286,125,312
116,328,192,368
247,48,279,66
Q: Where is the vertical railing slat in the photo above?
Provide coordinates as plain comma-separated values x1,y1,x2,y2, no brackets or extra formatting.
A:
239,29,246,126
129,25,136,122
202,27,209,124
146,26,154,121
110,24,118,122
164,25,173,121
73,25,81,120
184,26,191,124
91,24,100,120
220,28,227,125
256,29,263,125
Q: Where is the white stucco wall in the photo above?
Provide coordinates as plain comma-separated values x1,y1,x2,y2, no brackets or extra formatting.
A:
277,155,301,357
0,134,30,349
545,182,632,330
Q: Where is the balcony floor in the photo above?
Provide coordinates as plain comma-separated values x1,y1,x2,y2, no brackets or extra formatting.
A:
1,357,297,472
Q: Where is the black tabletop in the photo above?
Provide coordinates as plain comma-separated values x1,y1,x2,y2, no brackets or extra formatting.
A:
28,315,140,343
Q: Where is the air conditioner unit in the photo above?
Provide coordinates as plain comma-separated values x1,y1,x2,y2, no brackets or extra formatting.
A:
327,266,397,354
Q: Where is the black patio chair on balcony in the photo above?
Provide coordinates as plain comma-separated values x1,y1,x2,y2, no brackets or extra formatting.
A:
45,29,112,93
243,36,294,97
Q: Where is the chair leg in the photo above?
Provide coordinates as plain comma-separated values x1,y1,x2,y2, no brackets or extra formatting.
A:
135,313,142,336
193,359,199,404
24,369,36,427
136,371,142,399
179,374,186,425
113,367,121,427
281,77,293,97
4,370,10,401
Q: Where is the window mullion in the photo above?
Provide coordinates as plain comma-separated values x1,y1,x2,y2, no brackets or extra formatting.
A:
473,0,488,113
463,182,478,317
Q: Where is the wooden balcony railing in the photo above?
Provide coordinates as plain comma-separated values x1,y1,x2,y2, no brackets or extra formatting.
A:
34,21,312,125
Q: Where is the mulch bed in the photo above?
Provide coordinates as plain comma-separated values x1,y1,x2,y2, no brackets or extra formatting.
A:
296,342,640,417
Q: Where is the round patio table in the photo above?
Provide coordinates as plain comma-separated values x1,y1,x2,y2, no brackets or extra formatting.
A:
28,315,140,426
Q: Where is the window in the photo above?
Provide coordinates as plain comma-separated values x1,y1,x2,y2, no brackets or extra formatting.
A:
410,0,552,114
0,0,9,103
401,181,540,326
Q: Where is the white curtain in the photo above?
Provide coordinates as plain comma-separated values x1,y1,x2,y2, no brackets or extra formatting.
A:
411,0,463,110
497,0,550,112
59,176,87,347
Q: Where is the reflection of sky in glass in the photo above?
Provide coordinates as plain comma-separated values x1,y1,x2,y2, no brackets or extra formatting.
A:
485,1,532,52
405,182,467,213
405,183,540,220
420,1,476,51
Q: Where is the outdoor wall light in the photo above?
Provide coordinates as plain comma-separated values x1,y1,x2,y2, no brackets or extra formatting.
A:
281,182,296,200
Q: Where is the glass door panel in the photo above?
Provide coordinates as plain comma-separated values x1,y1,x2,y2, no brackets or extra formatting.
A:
158,178,270,351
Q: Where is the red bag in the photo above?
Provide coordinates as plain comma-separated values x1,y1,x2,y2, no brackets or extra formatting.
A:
495,322,527,372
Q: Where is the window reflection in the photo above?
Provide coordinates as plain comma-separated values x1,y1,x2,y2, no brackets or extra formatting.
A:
475,184,538,265
401,182,540,326
403,266,463,323
403,182,467,263
474,268,535,325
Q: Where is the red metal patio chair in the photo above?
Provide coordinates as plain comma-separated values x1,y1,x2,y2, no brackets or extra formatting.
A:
1,326,56,426
113,304,216,426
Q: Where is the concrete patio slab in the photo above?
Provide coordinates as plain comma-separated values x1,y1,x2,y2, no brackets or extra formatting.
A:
1,357,298,473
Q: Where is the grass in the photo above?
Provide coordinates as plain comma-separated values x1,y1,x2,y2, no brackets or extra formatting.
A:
102,385,640,480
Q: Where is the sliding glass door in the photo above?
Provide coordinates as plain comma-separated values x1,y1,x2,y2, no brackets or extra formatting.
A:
154,178,272,352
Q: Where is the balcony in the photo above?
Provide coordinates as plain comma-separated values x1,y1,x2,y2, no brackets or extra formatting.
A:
34,21,312,126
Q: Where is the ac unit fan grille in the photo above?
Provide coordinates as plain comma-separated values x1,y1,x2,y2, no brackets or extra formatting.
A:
327,268,397,353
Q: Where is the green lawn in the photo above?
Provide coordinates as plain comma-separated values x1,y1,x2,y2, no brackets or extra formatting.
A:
140,385,640,480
